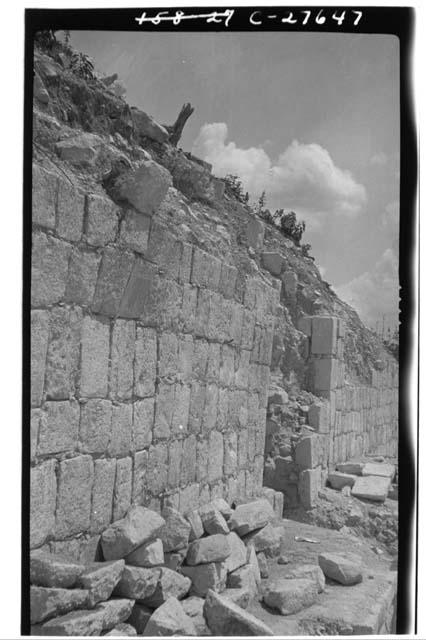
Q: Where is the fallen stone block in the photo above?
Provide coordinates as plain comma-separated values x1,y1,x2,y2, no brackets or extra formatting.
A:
181,596,211,636
111,159,172,216
318,552,363,585
257,552,269,578
336,462,364,475
56,133,103,166
186,509,204,541
77,560,125,606
141,567,191,607
362,462,395,479
328,472,357,491
204,589,274,636
181,561,227,597
163,549,186,571
30,586,89,624
159,507,191,552
101,507,165,560
30,551,84,588
131,108,169,144
228,499,274,536
39,598,134,636
227,564,258,597
263,578,318,615
224,532,247,573
201,498,233,520
282,564,325,593
113,566,160,601
351,476,391,502
142,596,197,636
186,533,231,565
104,622,137,636
273,490,284,518
200,507,230,535
242,523,283,557
222,587,251,609
124,538,164,567
246,546,261,586
126,603,153,634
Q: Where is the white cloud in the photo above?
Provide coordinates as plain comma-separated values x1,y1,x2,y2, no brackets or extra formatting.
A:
336,248,399,328
370,151,388,166
192,123,367,223
382,200,399,231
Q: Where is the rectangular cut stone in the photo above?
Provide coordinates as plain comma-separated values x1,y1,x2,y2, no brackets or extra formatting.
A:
146,221,182,279
55,456,94,539
132,450,149,504
134,327,157,398
118,259,159,321
311,316,338,355
295,435,323,470
65,248,101,307
31,409,40,460
362,462,395,479
91,459,116,533
208,431,224,482
30,460,56,548
154,383,174,439
113,457,132,521
219,263,237,299
119,209,150,253
80,316,110,398
179,335,194,381
159,332,179,378
56,178,85,242
79,399,112,454
108,404,132,456
168,440,183,488
86,194,119,247
38,400,79,455
31,310,49,407
191,248,221,290
351,476,391,502
31,232,71,307
45,306,82,400
202,384,218,433
110,320,135,400
178,242,193,284
92,248,135,317
180,435,197,485
179,484,200,513
224,431,238,475
298,467,322,509
189,382,205,434
32,164,57,229
133,397,154,450
147,444,168,494
196,439,208,483
172,384,190,435
313,358,339,393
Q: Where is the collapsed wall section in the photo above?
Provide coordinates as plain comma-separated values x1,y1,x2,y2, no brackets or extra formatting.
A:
30,161,280,556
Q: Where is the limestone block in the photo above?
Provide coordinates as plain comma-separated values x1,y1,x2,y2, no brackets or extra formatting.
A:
282,270,298,298
328,471,357,490
31,232,71,307
113,566,159,601
38,400,79,456
181,562,227,597
179,484,200,514
119,209,150,253
86,194,119,247
65,248,101,307
351,476,391,502
181,596,211,635
246,216,264,251
113,457,132,521
92,248,135,316
126,603,153,634
125,539,164,567
142,567,191,608
283,564,325,593
208,431,224,483
243,523,283,558
179,243,193,284
186,534,231,565
191,247,221,290
263,578,318,615
311,316,338,355
219,263,238,299
55,456,94,539
318,552,363,585
38,598,134,636
110,320,135,401
112,159,172,216
261,252,284,276
172,383,191,435
204,589,274,636
189,382,205,434
102,507,166,560
180,435,197,485
91,458,116,533
294,434,324,470
31,310,49,407
160,506,190,552
79,399,112,454
132,450,148,505
146,221,183,280
228,499,274,536
179,334,194,381
45,306,82,400
80,316,110,397
308,401,330,433
108,403,132,456
131,107,169,143
142,596,196,636
56,133,103,166
362,462,395,479
30,460,56,548
30,551,84,588
146,443,168,495
30,409,40,460
223,431,238,476
134,327,156,398
201,383,218,434
298,467,322,509
158,332,178,378
30,585,89,624
56,178,85,242
133,398,154,451
313,357,339,393
78,560,125,606
32,165,56,229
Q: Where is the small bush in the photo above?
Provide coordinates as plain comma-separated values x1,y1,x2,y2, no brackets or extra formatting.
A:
224,174,246,202
70,52,95,80
34,30,58,51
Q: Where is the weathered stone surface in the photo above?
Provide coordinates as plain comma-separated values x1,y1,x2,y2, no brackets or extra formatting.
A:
104,622,137,636
328,471,357,490
79,399,112,454
31,310,49,407
31,232,71,307
110,320,135,401
261,252,284,276
351,476,391,502
77,560,125,606
85,194,120,247
311,316,338,355
80,316,110,398
299,467,322,509
228,499,274,536
113,566,160,600
257,552,269,579
246,217,264,251
125,538,164,567
336,462,364,475
56,133,103,166
37,400,79,455
181,596,211,635
30,585,89,624
186,534,231,565
134,327,157,398
120,209,151,254
131,108,169,144
91,458,116,533
126,603,153,634
160,506,191,552
263,578,318,615
163,549,186,571
32,164,56,229
93,248,135,317
181,562,227,597
224,532,247,573
142,596,196,636
318,552,363,585
112,457,132,521
246,545,261,586
55,456,94,539
39,598,134,636
185,509,204,541
294,434,323,469
141,567,191,607
227,564,258,597
243,523,283,557
108,403,133,457
112,159,172,216
204,589,274,636
222,587,251,609
308,401,330,433
101,507,166,560
30,551,84,588
56,178,85,242
283,564,325,593
200,508,230,535
66,248,101,307
362,462,395,479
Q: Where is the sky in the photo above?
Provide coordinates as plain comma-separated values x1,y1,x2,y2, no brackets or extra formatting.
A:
69,31,400,330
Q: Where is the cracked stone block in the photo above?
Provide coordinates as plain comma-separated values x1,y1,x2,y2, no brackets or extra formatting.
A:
31,310,49,407
92,248,135,317
30,460,56,548
65,248,101,307
38,400,79,455
147,444,168,495
146,221,183,280
45,306,82,400
55,456,94,539
31,232,71,307
86,194,119,247
91,458,116,533
132,450,149,505
110,320,135,401
111,159,172,216
113,458,132,521
134,327,156,398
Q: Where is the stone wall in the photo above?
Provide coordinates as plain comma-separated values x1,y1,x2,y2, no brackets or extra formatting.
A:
30,161,281,555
